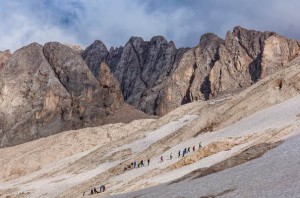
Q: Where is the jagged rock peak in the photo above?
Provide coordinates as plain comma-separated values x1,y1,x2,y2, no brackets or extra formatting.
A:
43,41,99,96
82,40,108,56
19,42,43,51
224,26,276,61
90,40,108,51
128,36,145,46
150,35,168,45
82,40,109,78
199,33,224,49
168,40,176,47
233,26,276,37
200,33,223,43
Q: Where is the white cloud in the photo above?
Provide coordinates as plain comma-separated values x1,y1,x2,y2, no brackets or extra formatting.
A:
0,1,79,51
0,0,300,52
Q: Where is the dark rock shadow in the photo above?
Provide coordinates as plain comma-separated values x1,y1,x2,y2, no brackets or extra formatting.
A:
200,76,211,100
248,53,262,83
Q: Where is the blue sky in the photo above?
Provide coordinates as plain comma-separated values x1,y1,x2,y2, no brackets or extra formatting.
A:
1,0,300,51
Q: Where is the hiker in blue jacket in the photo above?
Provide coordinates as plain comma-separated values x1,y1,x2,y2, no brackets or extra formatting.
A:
183,148,187,157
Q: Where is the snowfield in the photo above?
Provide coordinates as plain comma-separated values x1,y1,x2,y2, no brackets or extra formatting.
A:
108,95,300,198
110,131,300,198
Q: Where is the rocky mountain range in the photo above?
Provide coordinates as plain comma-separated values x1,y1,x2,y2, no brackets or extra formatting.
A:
82,26,300,116
1,26,300,147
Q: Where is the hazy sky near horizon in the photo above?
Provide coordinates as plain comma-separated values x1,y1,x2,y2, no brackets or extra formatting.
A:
0,0,300,51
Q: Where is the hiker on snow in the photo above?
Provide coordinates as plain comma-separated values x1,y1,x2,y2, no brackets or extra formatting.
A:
170,153,173,160
94,188,99,194
187,147,190,153
183,148,187,157
134,161,137,168
148,159,150,166
193,146,196,152
100,185,106,192
178,150,181,158
141,160,144,167
199,142,202,149
161,156,164,162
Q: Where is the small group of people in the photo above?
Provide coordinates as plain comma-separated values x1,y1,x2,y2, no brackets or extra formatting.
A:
84,185,106,196
178,142,202,158
123,158,151,171
160,142,203,162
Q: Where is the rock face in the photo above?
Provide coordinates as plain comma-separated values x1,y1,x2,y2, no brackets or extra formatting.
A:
0,43,123,147
97,62,123,110
261,35,300,77
156,33,224,115
82,40,109,77
83,36,189,115
63,43,84,54
83,26,300,115
0,50,11,69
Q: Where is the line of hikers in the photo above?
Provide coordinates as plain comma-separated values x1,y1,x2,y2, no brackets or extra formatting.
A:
160,142,202,162
84,142,203,195
124,142,203,168
123,159,151,171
